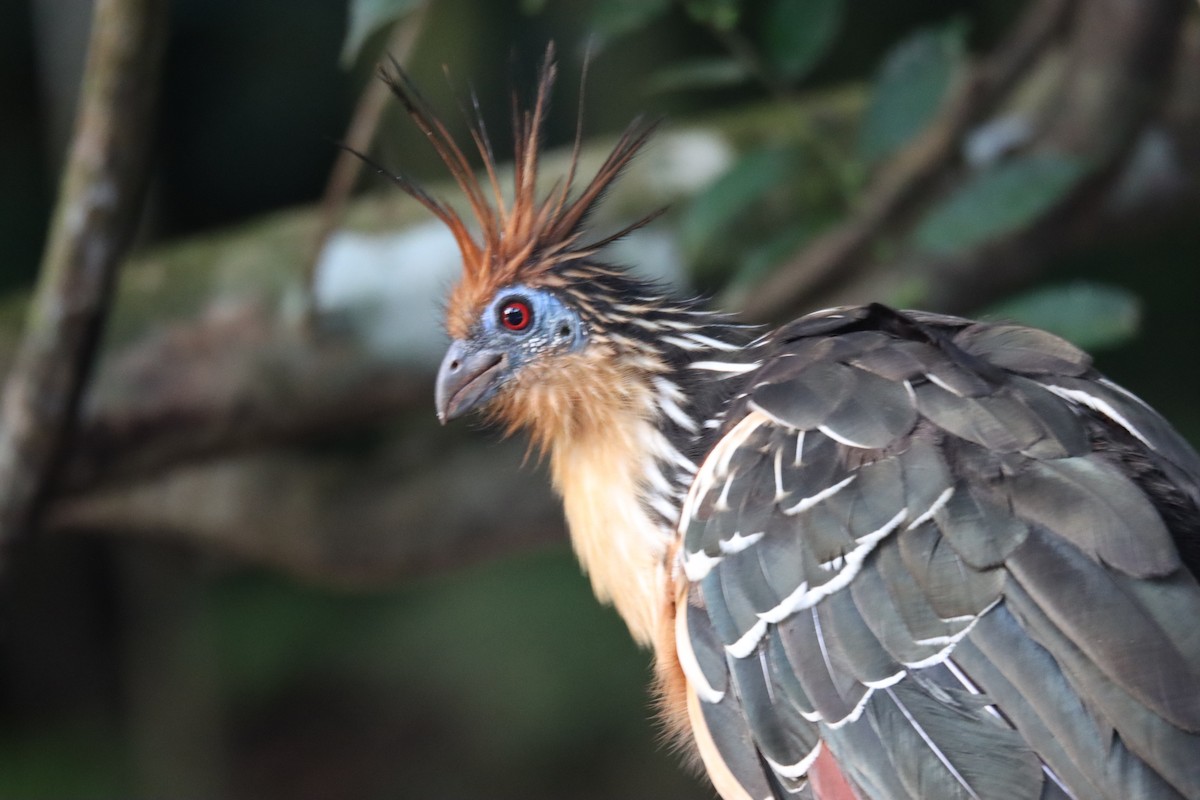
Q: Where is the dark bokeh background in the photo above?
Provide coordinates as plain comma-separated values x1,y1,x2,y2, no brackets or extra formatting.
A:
1,1,1197,798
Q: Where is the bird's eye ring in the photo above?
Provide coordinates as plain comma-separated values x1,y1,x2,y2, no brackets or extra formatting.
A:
499,299,533,332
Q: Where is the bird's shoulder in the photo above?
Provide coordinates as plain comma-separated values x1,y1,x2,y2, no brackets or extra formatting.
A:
686,302,1200,578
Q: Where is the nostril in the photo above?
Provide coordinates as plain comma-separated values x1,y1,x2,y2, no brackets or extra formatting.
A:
450,359,460,370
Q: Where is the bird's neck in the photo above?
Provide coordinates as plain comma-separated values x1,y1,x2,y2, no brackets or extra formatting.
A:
541,308,757,646
548,400,686,645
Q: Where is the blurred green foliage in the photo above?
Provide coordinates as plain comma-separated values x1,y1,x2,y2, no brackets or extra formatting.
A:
857,21,964,163
588,0,672,41
644,57,749,93
681,145,806,261
759,0,843,82
981,282,1141,352
914,153,1090,254
342,0,426,66
683,0,743,32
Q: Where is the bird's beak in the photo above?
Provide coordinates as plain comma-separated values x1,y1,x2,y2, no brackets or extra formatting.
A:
435,340,506,424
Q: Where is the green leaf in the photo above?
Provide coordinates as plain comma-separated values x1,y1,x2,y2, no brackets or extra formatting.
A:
591,0,671,38
981,282,1141,350
341,0,424,68
760,0,843,83
731,223,815,289
679,146,802,258
685,0,743,31
646,58,751,93
914,153,1089,255
858,21,965,163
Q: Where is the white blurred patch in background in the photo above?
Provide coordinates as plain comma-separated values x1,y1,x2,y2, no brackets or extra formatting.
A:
314,221,460,365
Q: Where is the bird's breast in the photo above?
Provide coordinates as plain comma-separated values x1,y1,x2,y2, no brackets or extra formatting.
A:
549,416,682,647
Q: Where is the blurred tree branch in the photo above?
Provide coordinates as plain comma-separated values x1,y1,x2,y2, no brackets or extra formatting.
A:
741,0,1194,320
6,1,1198,586
304,11,427,316
0,0,166,547
740,0,1077,321
914,0,1191,313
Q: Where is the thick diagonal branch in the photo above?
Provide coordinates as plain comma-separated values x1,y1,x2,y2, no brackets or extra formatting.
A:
0,0,167,544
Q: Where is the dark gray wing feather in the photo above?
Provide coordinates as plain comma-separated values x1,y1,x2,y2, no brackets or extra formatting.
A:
1001,577,1198,799
679,304,1200,799
1008,456,1178,577
865,678,1040,800
1005,527,1200,730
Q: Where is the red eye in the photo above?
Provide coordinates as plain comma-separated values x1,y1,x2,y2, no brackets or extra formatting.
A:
500,300,532,331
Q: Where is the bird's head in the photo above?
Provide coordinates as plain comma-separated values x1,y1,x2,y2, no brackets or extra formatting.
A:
435,282,588,423
372,47,668,449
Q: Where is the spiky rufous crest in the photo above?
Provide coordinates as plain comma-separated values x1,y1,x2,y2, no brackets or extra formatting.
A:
374,44,660,338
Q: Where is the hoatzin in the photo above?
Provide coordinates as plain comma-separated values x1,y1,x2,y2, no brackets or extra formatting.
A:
377,52,1200,799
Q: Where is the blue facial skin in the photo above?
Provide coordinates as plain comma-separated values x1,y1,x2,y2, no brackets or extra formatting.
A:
434,285,588,422
480,285,589,370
